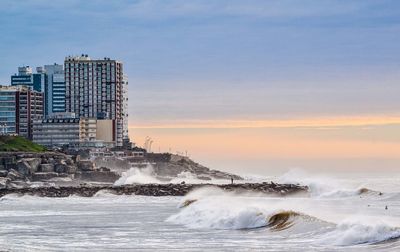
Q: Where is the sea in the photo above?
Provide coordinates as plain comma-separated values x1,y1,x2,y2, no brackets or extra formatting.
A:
0,169,399,251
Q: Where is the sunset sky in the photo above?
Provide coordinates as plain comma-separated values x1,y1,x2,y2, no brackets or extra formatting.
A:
1,0,400,175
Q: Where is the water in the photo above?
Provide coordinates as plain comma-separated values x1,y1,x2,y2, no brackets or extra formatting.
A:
0,174,399,251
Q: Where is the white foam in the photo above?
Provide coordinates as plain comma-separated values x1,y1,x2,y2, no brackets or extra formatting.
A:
114,165,232,185
319,219,400,246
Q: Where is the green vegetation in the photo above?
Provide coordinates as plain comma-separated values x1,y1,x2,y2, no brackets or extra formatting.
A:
0,135,47,152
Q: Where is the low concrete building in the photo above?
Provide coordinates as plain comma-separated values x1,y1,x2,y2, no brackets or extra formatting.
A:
32,113,116,148
32,116,80,147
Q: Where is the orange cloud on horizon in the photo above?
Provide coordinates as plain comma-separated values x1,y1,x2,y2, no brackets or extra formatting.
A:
128,115,400,129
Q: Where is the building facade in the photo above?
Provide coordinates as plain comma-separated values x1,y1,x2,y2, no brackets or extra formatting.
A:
32,113,116,147
44,64,66,115
0,85,43,139
16,86,44,139
64,55,127,146
0,85,17,135
11,66,47,92
32,116,80,147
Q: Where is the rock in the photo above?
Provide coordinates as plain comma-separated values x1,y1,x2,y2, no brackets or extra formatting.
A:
25,158,42,173
197,176,212,181
77,161,95,171
98,167,111,172
7,169,24,181
0,170,8,177
39,164,55,173
32,172,59,181
1,156,16,165
54,164,67,173
0,177,10,189
65,158,74,165
75,171,119,183
17,161,33,176
65,165,77,174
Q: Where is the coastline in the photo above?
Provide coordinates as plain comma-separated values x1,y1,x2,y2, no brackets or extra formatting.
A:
0,182,307,198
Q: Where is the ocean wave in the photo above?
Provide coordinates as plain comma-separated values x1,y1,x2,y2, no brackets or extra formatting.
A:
169,188,400,247
169,188,328,230
319,220,400,246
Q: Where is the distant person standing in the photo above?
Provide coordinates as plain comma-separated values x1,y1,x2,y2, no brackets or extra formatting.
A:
231,177,234,184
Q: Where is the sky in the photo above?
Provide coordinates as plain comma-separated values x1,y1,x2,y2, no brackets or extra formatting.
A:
1,0,400,175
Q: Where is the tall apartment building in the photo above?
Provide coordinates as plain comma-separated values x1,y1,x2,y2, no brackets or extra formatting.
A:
0,85,43,139
0,85,17,135
11,66,47,92
44,64,66,115
64,55,128,146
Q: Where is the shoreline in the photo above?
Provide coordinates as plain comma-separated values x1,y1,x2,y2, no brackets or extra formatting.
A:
0,182,307,198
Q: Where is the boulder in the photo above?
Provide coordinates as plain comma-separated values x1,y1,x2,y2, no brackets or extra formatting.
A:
7,169,24,181
65,165,77,174
0,177,10,189
17,161,33,176
77,161,95,171
0,170,8,177
32,172,59,181
98,167,111,172
25,158,41,173
54,164,67,173
65,159,74,166
1,156,16,168
39,164,55,172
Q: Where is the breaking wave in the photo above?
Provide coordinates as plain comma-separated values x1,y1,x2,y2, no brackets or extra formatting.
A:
319,220,400,246
167,188,400,246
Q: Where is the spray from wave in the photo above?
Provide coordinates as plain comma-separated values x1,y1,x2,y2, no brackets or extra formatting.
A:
276,168,382,198
114,164,232,185
114,165,162,185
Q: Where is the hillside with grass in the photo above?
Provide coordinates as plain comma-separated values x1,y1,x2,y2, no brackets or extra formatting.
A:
0,136,46,152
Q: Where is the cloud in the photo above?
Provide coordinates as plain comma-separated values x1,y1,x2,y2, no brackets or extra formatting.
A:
2,0,398,21
128,116,400,129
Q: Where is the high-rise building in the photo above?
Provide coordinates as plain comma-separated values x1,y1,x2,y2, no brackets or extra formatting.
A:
64,54,127,146
0,85,43,139
122,75,129,141
11,66,47,92
44,64,66,115
0,85,17,135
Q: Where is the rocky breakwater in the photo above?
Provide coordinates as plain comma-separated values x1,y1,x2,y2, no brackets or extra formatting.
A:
0,152,119,188
147,153,243,180
0,182,308,197
97,153,243,181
